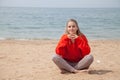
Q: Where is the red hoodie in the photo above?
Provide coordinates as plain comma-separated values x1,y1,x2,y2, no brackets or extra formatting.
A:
55,34,90,62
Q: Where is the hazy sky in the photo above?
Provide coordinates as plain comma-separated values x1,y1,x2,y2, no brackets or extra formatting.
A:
0,0,120,8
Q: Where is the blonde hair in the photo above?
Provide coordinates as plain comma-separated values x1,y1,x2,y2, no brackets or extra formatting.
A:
65,19,83,36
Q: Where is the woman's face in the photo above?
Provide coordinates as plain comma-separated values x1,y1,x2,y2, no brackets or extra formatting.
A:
67,21,78,34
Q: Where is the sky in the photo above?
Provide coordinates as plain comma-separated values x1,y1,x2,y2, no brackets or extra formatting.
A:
0,0,120,8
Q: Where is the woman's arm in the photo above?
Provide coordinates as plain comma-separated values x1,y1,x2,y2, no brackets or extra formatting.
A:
55,34,69,57
75,34,91,57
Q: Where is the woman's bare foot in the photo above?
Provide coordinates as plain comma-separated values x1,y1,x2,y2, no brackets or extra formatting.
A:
80,69,89,73
60,69,89,74
60,69,79,74
71,69,80,73
60,69,68,74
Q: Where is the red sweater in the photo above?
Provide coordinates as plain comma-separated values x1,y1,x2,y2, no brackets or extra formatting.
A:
55,34,90,62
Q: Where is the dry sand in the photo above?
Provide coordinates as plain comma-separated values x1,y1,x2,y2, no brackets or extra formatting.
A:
0,39,120,80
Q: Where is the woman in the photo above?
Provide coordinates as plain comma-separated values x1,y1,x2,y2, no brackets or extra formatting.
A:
52,19,94,73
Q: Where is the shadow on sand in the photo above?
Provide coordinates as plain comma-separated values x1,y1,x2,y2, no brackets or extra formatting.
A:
88,69,113,75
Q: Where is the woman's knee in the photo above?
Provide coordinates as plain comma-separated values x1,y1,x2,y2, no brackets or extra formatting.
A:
52,54,61,62
86,54,94,62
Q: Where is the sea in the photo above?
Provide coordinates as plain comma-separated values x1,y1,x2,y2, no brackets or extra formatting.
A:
0,7,120,40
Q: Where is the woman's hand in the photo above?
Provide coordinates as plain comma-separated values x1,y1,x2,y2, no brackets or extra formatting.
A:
68,34,78,43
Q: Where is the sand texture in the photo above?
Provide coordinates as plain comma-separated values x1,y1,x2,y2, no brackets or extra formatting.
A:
0,39,120,80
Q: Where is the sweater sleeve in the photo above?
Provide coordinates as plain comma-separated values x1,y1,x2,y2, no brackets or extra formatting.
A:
75,34,91,57
55,34,69,57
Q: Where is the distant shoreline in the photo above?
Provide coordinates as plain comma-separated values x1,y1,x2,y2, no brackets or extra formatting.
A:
0,37,120,41
0,38,120,42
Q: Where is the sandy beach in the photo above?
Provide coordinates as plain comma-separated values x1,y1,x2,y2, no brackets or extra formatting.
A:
0,39,120,80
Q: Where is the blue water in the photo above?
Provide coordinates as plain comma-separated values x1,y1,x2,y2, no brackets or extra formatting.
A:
0,7,120,40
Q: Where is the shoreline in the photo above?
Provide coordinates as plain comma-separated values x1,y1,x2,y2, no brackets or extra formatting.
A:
0,37,120,40
0,38,120,43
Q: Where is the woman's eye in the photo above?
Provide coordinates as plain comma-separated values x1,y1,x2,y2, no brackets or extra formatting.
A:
68,25,75,28
68,26,71,28
72,26,75,28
